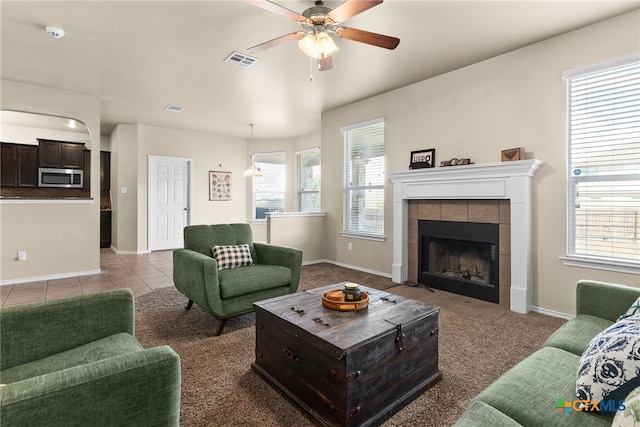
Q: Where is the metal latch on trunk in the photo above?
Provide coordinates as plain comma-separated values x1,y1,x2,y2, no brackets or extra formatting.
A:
331,369,361,384
395,323,405,353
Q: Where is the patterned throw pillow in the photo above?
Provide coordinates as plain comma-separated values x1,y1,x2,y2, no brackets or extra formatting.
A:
576,314,640,414
212,244,253,270
619,297,640,321
612,386,640,427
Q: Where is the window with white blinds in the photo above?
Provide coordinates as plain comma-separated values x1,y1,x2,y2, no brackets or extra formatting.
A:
253,152,286,220
564,56,640,271
342,118,385,238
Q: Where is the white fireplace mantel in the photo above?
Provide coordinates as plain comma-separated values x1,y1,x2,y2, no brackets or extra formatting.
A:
388,159,543,314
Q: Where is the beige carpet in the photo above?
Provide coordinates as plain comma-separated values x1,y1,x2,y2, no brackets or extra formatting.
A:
135,263,566,426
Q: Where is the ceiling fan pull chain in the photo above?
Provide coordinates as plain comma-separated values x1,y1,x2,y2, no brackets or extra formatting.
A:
309,56,314,82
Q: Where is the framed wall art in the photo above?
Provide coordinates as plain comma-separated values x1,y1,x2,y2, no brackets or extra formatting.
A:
409,148,436,169
209,171,232,201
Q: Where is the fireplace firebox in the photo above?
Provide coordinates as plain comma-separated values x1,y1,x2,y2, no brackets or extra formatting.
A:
418,220,499,303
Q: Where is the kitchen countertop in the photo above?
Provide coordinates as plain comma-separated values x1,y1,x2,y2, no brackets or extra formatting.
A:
0,187,91,200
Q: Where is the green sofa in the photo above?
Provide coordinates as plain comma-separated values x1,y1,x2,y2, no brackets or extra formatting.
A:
455,280,640,427
0,288,181,426
173,223,303,335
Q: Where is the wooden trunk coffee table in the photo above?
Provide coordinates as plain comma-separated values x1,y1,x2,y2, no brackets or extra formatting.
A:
252,283,441,427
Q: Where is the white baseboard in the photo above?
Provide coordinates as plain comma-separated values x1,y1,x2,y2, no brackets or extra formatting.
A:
0,269,102,286
530,305,573,320
302,259,391,279
304,260,574,319
109,246,151,255
302,259,332,266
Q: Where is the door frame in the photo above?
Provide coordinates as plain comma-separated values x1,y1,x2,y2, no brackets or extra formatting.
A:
147,155,194,251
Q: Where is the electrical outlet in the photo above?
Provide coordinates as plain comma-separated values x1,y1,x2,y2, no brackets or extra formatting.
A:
17,251,27,261
347,242,352,251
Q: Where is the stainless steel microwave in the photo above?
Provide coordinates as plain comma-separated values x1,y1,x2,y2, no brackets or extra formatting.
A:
38,168,83,188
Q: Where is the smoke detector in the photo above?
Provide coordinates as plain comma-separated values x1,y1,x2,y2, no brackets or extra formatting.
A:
45,26,65,39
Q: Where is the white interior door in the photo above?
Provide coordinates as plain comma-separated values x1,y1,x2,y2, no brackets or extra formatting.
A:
149,156,191,251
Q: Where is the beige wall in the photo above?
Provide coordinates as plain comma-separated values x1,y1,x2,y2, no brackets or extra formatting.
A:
109,126,322,252
109,124,248,253
248,132,321,242
321,11,640,315
110,124,139,252
0,80,101,282
267,213,327,262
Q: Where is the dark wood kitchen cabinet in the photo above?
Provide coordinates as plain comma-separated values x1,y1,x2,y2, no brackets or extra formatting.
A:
1,143,38,187
100,210,112,248
83,149,91,190
100,151,111,191
37,139,84,169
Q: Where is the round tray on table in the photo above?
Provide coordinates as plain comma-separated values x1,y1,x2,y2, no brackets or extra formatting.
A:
321,289,369,311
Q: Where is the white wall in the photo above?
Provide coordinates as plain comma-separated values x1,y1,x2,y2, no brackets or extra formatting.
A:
321,11,640,315
0,80,101,282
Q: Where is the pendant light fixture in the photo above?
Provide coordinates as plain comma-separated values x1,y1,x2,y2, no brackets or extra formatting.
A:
244,123,263,177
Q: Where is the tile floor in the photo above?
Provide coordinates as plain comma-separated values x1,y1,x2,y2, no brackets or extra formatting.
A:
1,249,174,308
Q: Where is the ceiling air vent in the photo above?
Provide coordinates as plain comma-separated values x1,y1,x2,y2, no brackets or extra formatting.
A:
224,51,258,69
164,104,184,112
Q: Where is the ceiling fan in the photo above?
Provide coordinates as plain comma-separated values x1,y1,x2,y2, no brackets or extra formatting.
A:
246,0,400,71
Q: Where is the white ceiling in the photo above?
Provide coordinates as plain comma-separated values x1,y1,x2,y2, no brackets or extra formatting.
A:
1,0,638,139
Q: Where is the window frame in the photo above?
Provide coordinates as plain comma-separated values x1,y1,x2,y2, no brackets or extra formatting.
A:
296,147,321,212
561,53,640,274
340,117,386,241
251,151,286,222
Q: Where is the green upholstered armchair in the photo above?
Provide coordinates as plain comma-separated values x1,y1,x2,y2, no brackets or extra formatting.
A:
0,288,181,426
173,223,303,335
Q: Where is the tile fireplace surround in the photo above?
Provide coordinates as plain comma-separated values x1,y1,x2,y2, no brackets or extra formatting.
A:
388,160,543,314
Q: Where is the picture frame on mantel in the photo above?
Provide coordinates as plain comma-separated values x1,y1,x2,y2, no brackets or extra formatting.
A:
409,149,436,169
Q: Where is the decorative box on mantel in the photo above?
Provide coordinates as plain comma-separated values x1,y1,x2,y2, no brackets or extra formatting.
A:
388,160,543,314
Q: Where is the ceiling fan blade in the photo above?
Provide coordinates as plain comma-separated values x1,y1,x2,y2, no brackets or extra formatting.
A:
246,0,306,22
335,27,400,50
328,0,383,23
247,32,303,53
318,56,333,71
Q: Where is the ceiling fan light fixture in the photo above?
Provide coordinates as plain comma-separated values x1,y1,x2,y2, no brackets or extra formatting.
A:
298,33,320,58
298,31,339,59
316,32,339,56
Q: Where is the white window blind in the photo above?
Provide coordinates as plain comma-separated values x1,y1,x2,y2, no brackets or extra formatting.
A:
566,58,640,267
342,118,385,237
297,149,320,212
253,152,285,220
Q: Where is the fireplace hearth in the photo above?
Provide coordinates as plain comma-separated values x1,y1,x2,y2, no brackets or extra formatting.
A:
419,220,499,303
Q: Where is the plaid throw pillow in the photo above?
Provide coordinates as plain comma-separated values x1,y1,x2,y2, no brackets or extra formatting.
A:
212,244,253,270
